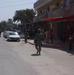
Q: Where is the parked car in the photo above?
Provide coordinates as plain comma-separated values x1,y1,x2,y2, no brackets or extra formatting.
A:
19,33,25,38
7,32,20,41
3,31,12,38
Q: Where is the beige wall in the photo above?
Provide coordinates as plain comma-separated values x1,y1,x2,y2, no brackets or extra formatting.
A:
33,0,74,22
35,0,63,17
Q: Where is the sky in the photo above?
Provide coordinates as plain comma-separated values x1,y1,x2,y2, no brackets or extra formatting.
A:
0,0,36,22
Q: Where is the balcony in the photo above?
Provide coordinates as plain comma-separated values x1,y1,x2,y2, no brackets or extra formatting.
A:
52,2,74,17
33,3,74,22
34,0,52,10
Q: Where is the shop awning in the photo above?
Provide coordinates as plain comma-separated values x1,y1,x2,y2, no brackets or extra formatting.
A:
41,15,74,21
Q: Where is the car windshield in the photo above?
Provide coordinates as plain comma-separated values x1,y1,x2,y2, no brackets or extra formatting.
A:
9,33,16,35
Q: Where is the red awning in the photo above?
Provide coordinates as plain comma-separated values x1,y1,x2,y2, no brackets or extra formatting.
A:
41,15,74,21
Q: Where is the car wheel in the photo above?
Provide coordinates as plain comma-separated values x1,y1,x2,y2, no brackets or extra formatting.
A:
7,39,9,41
17,39,20,42
7,37,10,41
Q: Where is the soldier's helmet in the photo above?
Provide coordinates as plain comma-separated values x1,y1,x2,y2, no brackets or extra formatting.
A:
37,28,42,33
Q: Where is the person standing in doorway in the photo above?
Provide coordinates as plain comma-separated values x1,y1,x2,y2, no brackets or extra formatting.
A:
50,28,54,43
68,35,73,50
34,28,44,55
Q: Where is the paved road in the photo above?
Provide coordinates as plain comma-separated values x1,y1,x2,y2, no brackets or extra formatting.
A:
0,38,39,75
0,36,74,75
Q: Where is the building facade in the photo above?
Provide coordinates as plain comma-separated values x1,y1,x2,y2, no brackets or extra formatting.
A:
33,0,74,22
33,0,74,42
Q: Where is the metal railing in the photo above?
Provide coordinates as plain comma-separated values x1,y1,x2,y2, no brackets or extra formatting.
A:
34,0,52,9
33,2,74,22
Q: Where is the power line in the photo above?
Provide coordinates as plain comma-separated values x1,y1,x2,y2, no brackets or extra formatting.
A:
0,0,27,4
0,0,23,2
0,3,34,8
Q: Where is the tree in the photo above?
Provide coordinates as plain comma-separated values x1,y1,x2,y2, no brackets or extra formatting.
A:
0,21,7,31
13,9,36,24
0,19,16,31
6,19,14,30
25,9,36,23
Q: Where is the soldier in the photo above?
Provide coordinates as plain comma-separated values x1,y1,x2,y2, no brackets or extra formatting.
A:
24,29,28,43
34,28,44,55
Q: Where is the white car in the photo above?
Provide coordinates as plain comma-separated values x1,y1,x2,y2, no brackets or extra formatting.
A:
3,31,12,38
7,32,20,41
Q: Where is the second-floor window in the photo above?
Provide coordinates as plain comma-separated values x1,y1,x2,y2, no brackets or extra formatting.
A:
63,0,70,6
47,6,50,12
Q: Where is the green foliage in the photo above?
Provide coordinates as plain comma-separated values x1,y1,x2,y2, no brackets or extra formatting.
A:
0,19,17,31
13,9,36,23
0,21,7,31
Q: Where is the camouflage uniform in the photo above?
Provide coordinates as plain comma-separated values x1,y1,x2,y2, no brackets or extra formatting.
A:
34,29,44,55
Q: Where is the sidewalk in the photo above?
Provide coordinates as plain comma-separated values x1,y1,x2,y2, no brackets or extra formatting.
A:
28,39,73,48
28,39,74,55
12,39,74,75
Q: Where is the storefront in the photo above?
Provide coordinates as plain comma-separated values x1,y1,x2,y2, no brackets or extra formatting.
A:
41,15,74,42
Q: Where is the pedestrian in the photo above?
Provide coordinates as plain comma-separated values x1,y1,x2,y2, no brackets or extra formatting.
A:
50,29,54,43
34,28,44,55
68,35,73,50
44,30,50,43
0,30,1,37
24,29,28,43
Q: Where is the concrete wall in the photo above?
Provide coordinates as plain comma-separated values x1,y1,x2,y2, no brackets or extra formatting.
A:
51,3,74,17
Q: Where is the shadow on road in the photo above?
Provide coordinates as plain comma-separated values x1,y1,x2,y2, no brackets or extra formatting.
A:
6,40,20,42
31,54,41,56
27,42,34,45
